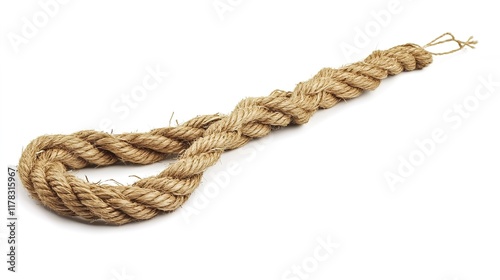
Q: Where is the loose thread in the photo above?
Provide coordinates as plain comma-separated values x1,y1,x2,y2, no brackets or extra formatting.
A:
422,32,477,55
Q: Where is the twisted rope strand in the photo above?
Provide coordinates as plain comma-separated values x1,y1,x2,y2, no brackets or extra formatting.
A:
18,34,476,225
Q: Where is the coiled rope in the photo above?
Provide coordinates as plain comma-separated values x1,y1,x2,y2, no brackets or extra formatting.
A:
18,33,476,225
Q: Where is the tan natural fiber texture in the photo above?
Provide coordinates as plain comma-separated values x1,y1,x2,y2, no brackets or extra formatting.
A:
18,33,476,225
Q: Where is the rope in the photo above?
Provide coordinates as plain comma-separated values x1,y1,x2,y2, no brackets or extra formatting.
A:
18,33,477,225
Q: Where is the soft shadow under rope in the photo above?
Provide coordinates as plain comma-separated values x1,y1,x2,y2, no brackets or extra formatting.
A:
18,33,477,225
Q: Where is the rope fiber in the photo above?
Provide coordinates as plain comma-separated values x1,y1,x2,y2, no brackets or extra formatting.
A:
18,33,476,225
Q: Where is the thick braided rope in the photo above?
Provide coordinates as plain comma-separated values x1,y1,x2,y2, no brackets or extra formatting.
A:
18,43,435,225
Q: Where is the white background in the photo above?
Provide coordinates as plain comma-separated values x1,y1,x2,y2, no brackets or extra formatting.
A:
1,0,499,279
